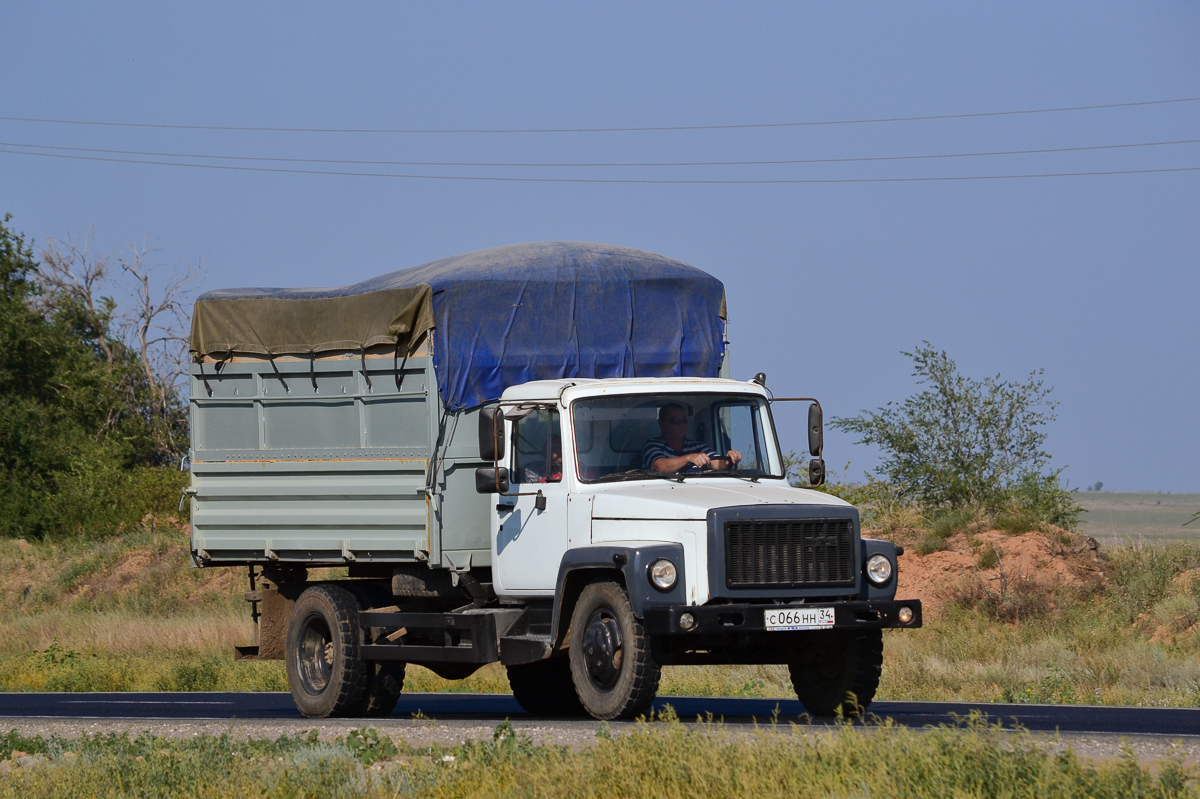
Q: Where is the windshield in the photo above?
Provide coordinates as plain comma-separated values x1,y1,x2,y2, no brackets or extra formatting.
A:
571,393,784,482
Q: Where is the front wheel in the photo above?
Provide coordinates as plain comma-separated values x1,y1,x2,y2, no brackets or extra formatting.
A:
568,581,661,720
788,629,883,718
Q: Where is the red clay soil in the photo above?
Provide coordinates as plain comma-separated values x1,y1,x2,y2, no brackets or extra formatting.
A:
888,527,1109,620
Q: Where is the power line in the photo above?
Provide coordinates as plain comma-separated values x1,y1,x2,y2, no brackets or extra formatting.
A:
1,97,1197,135
2,137,1197,168
3,146,1197,183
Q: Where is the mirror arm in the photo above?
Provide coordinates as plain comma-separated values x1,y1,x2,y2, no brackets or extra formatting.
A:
766,397,822,409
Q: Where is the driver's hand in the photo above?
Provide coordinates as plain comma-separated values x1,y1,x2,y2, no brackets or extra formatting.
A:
687,452,711,468
726,450,743,465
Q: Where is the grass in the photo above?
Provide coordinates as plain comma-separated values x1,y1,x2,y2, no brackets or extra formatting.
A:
1076,492,1200,544
7,520,1200,708
0,715,1193,798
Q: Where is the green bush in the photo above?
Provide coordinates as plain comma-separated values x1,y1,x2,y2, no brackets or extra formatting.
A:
1108,541,1200,623
976,544,1000,569
832,342,1081,528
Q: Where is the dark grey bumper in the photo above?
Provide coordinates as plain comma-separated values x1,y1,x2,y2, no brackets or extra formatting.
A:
642,599,922,636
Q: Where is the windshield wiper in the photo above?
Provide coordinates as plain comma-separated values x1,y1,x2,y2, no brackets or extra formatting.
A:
589,470,683,484
684,470,763,482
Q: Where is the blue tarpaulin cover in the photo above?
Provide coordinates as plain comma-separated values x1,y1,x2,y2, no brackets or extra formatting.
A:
192,241,727,411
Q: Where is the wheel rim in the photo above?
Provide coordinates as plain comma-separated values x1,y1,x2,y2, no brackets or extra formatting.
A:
295,612,334,695
581,607,623,691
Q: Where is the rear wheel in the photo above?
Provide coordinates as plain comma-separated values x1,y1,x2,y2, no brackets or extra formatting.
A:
507,658,586,717
568,581,661,720
788,629,883,717
357,661,406,717
285,584,368,718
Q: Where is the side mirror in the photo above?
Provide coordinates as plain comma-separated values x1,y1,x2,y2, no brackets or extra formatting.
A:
809,458,826,487
808,403,823,457
475,467,510,494
478,406,505,462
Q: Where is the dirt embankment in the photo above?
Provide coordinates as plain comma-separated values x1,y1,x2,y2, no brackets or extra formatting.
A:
0,520,244,614
888,527,1109,620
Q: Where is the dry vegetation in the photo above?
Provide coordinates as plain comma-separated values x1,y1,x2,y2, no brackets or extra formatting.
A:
0,715,1192,799
5,516,1200,708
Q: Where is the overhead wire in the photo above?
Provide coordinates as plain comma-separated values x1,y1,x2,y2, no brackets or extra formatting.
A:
1,137,1197,169
3,146,1197,183
1,97,1197,135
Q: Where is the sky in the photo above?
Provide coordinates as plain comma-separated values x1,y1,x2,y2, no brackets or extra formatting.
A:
2,2,1198,492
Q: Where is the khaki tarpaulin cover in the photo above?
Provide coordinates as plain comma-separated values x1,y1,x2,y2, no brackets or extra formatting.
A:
191,285,433,357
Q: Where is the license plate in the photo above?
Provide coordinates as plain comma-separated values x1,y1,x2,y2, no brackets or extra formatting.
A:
764,606,835,631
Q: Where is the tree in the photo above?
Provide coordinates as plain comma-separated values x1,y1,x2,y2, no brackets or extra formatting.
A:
832,342,1063,511
0,216,197,539
37,232,201,465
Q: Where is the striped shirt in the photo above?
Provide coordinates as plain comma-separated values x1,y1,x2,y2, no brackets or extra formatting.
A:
641,437,720,472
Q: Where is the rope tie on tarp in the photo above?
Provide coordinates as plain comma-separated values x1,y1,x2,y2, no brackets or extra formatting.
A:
309,352,318,392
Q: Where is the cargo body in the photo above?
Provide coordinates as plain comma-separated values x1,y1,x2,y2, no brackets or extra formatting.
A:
186,242,921,721
189,348,490,570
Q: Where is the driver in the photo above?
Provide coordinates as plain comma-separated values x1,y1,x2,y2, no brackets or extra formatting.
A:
523,435,563,483
641,403,742,473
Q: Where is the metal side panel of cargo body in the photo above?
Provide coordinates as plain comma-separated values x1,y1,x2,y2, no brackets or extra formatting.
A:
190,459,430,563
188,353,491,567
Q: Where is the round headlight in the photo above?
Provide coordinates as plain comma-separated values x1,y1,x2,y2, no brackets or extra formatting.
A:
649,559,678,591
866,554,893,585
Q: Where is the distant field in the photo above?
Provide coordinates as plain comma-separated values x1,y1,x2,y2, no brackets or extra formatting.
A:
1075,491,1200,543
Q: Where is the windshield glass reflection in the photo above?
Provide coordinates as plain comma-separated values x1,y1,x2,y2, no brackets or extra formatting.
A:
571,393,783,483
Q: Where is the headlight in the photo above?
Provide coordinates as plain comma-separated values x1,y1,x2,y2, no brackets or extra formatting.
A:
648,558,678,591
866,554,893,585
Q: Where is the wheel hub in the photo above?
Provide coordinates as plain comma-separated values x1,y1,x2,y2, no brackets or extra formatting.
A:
296,613,334,695
582,608,623,690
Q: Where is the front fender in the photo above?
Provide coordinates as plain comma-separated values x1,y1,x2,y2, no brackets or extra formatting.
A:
551,544,686,648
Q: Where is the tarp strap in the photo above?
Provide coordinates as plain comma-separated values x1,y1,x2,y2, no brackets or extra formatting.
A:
360,350,372,391
425,406,450,493
269,355,289,394
309,353,318,392
394,340,410,392
196,356,213,397
215,348,233,373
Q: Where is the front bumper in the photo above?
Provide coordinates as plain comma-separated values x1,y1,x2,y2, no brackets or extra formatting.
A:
642,599,922,636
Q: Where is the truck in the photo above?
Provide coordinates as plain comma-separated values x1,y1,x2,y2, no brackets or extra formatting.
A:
186,241,921,720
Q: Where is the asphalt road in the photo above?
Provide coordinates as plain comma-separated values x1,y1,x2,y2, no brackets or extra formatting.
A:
2,692,1199,737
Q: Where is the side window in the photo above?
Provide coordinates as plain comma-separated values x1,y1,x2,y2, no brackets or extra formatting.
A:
511,407,562,484
717,403,764,472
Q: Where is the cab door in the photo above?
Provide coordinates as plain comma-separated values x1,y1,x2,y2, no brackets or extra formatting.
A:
493,406,570,593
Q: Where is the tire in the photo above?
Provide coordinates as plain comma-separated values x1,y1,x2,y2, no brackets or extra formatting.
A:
507,658,586,717
285,584,369,718
788,629,883,718
357,661,406,717
567,581,661,720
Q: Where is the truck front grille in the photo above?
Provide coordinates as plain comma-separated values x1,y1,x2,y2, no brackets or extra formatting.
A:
725,518,855,588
